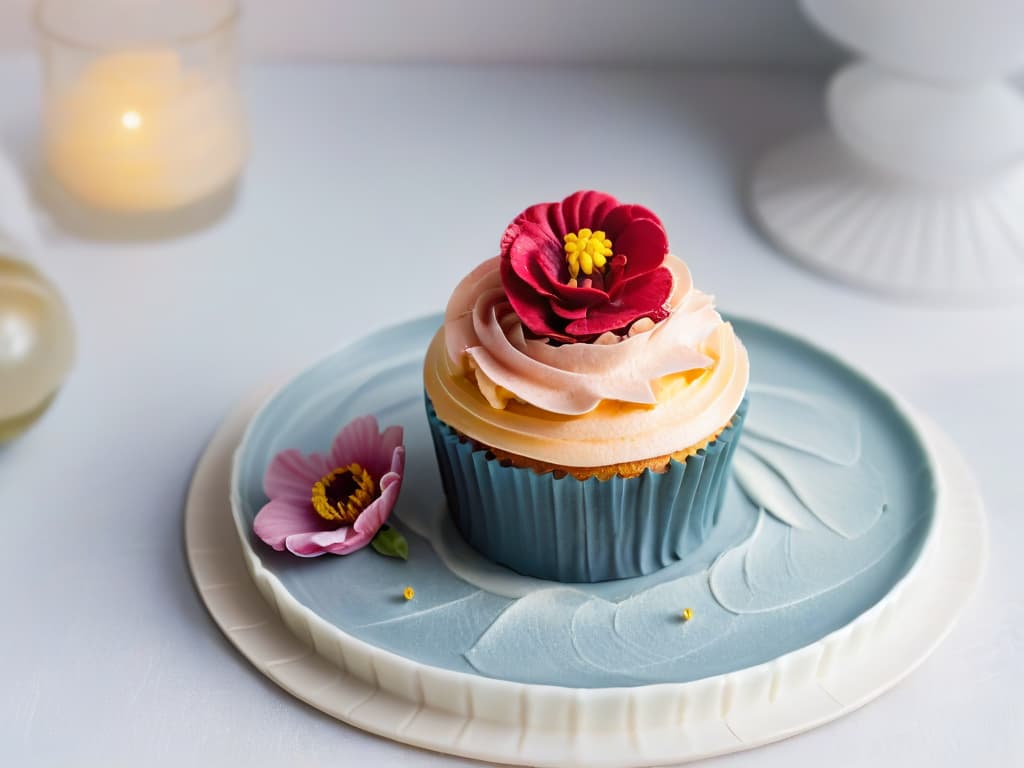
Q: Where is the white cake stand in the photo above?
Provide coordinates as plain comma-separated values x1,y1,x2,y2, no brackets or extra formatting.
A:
185,392,985,767
751,0,1024,303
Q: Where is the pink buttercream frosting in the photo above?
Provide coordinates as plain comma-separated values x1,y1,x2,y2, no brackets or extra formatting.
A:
426,253,749,466
445,255,724,415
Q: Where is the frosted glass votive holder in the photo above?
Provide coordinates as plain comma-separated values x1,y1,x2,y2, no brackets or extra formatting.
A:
35,0,247,216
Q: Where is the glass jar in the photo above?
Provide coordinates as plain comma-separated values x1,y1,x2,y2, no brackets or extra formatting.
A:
0,254,75,442
35,0,247,215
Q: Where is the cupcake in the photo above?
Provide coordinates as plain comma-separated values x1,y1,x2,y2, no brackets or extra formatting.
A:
423,190,749,582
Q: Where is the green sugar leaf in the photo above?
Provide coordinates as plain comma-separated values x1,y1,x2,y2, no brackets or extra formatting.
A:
371,525,409,560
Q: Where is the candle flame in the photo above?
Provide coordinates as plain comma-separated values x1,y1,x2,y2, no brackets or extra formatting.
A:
121,111,142,130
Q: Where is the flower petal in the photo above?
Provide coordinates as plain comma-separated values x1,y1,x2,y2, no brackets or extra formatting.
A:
561,190,618,234
374,426,404,478
585,193,620,230
502,253,576,340
499,221,524,258
601,204,664,240
388,442,405,477
510,201,562,242
548,299,590,320
263,449,333,502
350,446,404,548
285,525,364,557
253,498,334,551
560,191,586,234
329,415,379,467
565,265,674,337
509,191,620,243
543,201,566,238
542,273,609,309
509,226,571,296
614,218,668,277
507,223,608,307
354,470,402,537
329,417,401,482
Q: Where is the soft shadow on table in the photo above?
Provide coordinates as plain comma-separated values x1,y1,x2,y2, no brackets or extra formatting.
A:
32,171,242,242
0,120,240,242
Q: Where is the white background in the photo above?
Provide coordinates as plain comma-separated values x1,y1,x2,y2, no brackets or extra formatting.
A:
0,2,1020,767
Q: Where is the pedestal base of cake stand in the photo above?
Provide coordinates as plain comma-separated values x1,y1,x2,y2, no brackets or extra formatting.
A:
751,131,1024,304
751,59,1024,304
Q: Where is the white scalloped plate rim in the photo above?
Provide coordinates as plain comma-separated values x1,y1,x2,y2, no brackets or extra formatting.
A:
186,335,986,768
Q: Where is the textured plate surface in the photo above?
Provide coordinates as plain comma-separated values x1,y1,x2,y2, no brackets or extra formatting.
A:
226,315,937,688
187,377,985,767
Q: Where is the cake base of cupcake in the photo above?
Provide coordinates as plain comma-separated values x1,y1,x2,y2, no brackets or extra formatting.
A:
426,397,748,583
186,318,985,764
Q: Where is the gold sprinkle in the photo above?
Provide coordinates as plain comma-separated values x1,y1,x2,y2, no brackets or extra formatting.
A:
681,608,694,622
403,586,415,601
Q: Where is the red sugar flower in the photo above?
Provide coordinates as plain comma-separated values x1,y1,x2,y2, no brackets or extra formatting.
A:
499,190,674,343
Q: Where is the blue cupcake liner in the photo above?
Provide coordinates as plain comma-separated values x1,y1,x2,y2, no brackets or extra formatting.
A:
425,395,748,583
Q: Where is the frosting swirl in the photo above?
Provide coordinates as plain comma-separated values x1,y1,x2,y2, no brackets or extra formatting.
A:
425,254,750,467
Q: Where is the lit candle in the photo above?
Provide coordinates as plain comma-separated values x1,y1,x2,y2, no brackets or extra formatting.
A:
43,50,246,213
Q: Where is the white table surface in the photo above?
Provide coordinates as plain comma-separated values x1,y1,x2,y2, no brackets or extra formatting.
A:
0,54,1020,767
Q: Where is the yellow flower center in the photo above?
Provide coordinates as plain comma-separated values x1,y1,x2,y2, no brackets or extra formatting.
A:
563,228,613,280
311,463,376,524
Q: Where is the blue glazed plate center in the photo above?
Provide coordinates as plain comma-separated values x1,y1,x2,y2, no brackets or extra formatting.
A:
232,315,935,688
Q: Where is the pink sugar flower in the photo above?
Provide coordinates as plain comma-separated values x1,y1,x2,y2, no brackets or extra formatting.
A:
253,416,406,558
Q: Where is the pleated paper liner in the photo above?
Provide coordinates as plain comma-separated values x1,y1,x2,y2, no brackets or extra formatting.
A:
425,396,748,583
